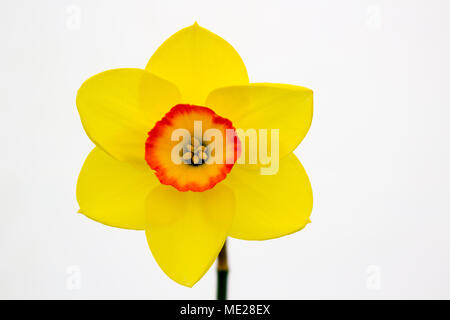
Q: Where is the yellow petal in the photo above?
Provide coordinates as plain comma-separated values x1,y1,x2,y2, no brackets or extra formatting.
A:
77,147,159,230
76,68,181,168
206,83,313,165
146,23,249,105
145,184,234,287
224,153,312,240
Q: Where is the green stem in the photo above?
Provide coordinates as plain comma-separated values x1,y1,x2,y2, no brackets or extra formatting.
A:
217,241,228,300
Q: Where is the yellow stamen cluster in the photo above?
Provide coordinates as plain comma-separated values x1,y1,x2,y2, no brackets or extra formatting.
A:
182,138,209,165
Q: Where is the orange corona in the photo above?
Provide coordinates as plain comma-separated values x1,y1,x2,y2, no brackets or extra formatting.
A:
145,104,240,192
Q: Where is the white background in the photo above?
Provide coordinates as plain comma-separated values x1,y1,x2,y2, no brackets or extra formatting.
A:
1,0,449,299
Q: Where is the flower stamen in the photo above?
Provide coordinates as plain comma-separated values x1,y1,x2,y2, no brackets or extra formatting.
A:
183,140,210,166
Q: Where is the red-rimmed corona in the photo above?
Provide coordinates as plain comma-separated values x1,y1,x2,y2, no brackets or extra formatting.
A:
145,104,240,192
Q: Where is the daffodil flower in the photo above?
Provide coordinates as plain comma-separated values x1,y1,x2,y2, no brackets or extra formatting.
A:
76,23,313,287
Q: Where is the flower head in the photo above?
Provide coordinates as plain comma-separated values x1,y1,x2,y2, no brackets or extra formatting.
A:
76,23,313,287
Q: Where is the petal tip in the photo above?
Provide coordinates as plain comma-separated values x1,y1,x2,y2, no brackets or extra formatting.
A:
179,280,196,288
159,269,200,288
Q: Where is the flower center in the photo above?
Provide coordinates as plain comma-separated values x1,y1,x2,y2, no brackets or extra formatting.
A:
181,138,210,166
145,104,240,192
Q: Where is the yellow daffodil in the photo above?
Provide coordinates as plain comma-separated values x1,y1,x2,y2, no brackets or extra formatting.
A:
76,23,313,287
